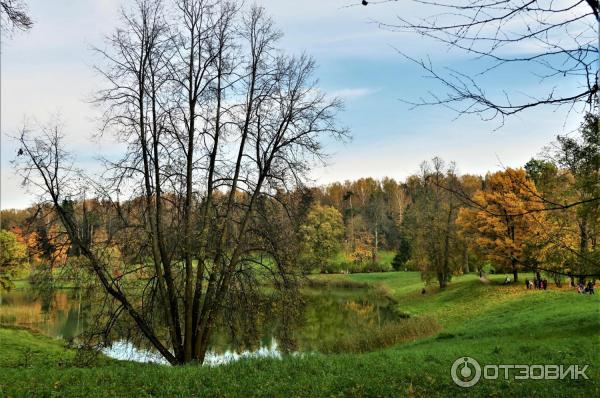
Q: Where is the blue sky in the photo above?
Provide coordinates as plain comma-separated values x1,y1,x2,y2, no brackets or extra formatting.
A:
0,0,589,209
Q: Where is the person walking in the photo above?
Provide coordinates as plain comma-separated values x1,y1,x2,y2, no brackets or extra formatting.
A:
586,281,594,295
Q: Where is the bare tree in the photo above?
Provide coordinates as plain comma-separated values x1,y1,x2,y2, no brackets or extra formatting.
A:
364,0,600,123
15,0,346,365
1,0,33,32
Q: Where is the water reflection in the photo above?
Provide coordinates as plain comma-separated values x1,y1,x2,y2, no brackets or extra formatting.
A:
0,288,88,341
102,340,169,365
1,286,397,364
102,339,284,366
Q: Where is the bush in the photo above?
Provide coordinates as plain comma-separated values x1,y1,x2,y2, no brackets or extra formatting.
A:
391,254,403,271
304,278,370,289
330,260,392,274
317,250,394,274
364,261,392,273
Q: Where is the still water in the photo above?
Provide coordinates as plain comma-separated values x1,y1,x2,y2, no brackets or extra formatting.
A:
0,287,397,365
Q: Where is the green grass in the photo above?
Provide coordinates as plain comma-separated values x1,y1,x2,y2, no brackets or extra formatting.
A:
1,272,599,397
0,326,76,368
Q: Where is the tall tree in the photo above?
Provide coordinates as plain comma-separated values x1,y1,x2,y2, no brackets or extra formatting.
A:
456,169,547,282
404,158,462,288
555,113,600,276
16,0,345,365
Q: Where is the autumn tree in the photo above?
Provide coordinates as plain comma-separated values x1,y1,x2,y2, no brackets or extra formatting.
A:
456,169,547,282
0,229,27,291
299,204,345,273
10,226,40,264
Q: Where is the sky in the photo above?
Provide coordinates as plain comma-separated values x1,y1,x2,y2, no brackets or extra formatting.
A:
0,0,591,209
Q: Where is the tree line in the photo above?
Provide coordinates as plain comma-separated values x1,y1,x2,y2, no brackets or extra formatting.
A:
290,115,600,286
4,114,598,292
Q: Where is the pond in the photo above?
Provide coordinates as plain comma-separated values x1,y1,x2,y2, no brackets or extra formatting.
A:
0,286,400,365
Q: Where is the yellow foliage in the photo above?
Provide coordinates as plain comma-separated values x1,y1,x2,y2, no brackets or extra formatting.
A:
456,168,548,270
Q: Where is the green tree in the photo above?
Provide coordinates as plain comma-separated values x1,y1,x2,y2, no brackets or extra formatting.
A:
404,158,463,288
391,236,411,271
524,159,560,199
0,230,27,291
299,204,345,273
555,114,600,277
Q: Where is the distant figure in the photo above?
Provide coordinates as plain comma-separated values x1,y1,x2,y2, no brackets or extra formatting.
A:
585,281,595,295
525,278,530,289
421,288,426,295
503,275,511,285
529,280,534,289
542,279,548,290
577,283,584,294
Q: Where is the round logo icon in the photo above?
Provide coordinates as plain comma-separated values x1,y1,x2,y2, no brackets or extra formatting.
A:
451,357,482,387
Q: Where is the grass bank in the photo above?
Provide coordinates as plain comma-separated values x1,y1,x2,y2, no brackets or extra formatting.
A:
1,272,598,397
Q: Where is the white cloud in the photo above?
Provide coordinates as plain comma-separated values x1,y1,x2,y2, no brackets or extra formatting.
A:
0,0,587,209
330,87,380,100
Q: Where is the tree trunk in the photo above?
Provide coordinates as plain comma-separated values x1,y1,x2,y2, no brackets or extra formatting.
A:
438,272,447,288
512,259,519,283
579,217,589,273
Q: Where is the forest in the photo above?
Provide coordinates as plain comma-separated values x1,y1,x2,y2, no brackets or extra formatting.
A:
3,113,599,290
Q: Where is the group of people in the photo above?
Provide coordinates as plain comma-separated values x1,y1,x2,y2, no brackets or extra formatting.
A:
576,281,595,295
525,276,548,290
512,270,598,295
496,271,596,295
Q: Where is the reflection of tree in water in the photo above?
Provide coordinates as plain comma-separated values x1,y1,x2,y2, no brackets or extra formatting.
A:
1,286,399,357
290,290,397,352
0,286,90,341
206,287,305,355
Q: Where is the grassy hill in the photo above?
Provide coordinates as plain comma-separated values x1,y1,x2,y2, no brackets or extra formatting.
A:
1,272,598,397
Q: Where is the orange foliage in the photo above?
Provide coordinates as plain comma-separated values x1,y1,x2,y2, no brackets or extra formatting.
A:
456,169,548,274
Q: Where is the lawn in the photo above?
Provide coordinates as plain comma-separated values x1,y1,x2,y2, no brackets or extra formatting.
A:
1,272,598,397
